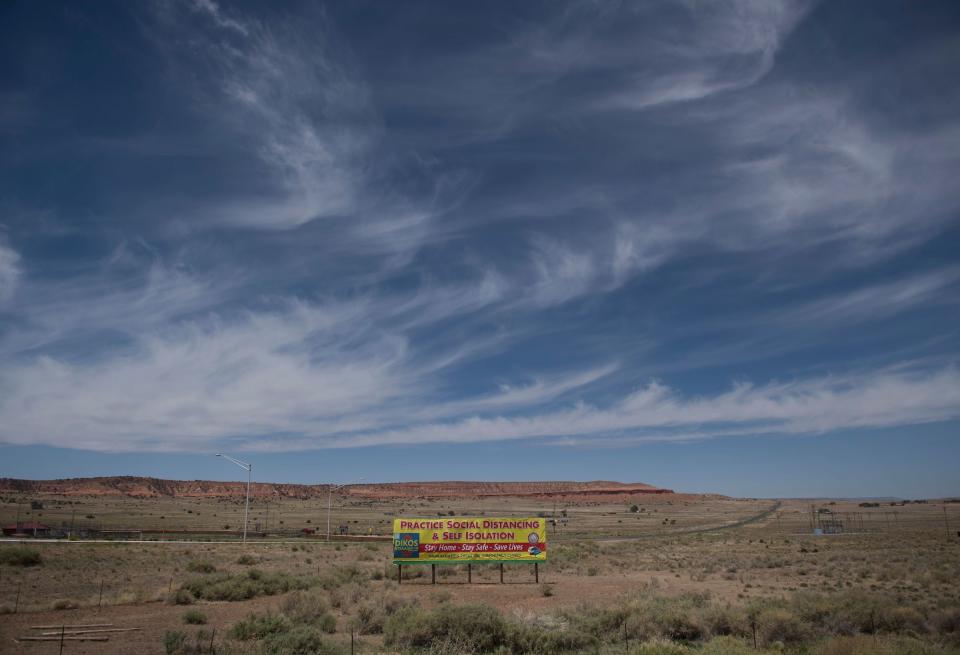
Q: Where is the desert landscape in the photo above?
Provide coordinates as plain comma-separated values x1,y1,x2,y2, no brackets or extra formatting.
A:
1,479,958,654
4,1,960,653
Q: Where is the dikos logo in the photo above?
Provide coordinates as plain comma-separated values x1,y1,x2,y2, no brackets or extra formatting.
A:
393,532,419,558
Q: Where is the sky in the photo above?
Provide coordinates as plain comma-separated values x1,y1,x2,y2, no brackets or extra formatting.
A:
1,0,958,498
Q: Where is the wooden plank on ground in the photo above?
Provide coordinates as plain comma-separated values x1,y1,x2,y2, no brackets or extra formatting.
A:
17,636,110,642
40,628,141,636
30,623,113,629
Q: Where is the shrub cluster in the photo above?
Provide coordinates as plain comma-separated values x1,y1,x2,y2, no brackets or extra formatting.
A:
229,613,292,640
385,603,507,653
179,569,314,602
220,588,342,654
379,591,960,655
0,546,42,567
185,560,217,574
182,609,207,625
280,590,337,634
350,593,418,635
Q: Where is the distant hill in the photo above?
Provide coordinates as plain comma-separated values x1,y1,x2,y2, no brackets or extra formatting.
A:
0,476,675,500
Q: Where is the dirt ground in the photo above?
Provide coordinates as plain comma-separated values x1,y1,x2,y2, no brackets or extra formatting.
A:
1,495,958,654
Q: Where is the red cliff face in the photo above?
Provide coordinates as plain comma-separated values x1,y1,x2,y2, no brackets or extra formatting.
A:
345,481,675,498
0,477,674,499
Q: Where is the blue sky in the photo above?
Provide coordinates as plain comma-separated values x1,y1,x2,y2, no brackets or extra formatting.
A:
1,0,958,498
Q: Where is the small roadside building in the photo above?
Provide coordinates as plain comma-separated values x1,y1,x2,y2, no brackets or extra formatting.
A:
2,522,52,537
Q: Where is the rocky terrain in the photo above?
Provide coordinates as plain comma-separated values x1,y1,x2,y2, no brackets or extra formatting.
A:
0,476,674,499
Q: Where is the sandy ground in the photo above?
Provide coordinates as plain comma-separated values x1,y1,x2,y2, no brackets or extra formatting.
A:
0,569,746,655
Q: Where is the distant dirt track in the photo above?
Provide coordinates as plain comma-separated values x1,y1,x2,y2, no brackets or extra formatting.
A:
584,501,783,543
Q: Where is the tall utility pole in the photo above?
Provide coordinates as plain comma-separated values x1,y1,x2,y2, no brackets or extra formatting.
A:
216,453,252,543
327,478,364,540
945,505,951,540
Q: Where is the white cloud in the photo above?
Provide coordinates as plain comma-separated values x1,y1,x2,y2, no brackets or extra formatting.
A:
2,272,956,455
591,0,812,111
0,300,408,451
3,1,959,460
528,237,596,306
309,366,960,450
771,268,960,327
694,86,960,260
188,0,249,35
0,241,20,304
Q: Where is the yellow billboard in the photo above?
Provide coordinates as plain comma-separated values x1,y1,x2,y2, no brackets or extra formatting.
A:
393,517,547,563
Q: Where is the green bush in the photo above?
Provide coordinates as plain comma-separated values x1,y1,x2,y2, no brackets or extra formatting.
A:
185,560,217,574
0,546,42,567
261,625,345,655
880,606,928,635
182,609,207,625
506,621,596,654
351,594,418,635
703,605,748,638
181,569,314,601
933,608,960,635
700,636,759,655
758,607,809,646
280,589,332,624
168,588,196,605
561,592,708,643
650,596,706,641
163,631,187,655
632,639,693,654
229,613,291,640
317,565,369,591
236,554,258,565
385,603,507,652
564,604,630,640
811,634,960,655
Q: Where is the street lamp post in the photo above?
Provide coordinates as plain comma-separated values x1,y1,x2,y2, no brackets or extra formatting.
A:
327,478,364,541
216,453,252,543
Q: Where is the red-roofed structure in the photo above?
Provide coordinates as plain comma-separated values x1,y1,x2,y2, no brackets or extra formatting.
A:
2,522,51,536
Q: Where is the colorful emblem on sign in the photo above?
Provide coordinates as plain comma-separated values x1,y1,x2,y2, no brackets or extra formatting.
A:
394,532,420,559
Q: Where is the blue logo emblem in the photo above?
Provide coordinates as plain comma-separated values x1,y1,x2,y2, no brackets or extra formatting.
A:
394,532,419,558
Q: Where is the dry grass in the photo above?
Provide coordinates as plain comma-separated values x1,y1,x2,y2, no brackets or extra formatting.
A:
0,493,958,654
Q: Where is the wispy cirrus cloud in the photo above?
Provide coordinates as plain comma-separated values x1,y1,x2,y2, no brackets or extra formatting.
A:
0,240,19,305
1,0,959,463
302,366,960,451
589,0,813,111
156,0,372,230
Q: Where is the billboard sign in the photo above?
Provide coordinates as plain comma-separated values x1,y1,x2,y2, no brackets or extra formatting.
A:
392,517,547,564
